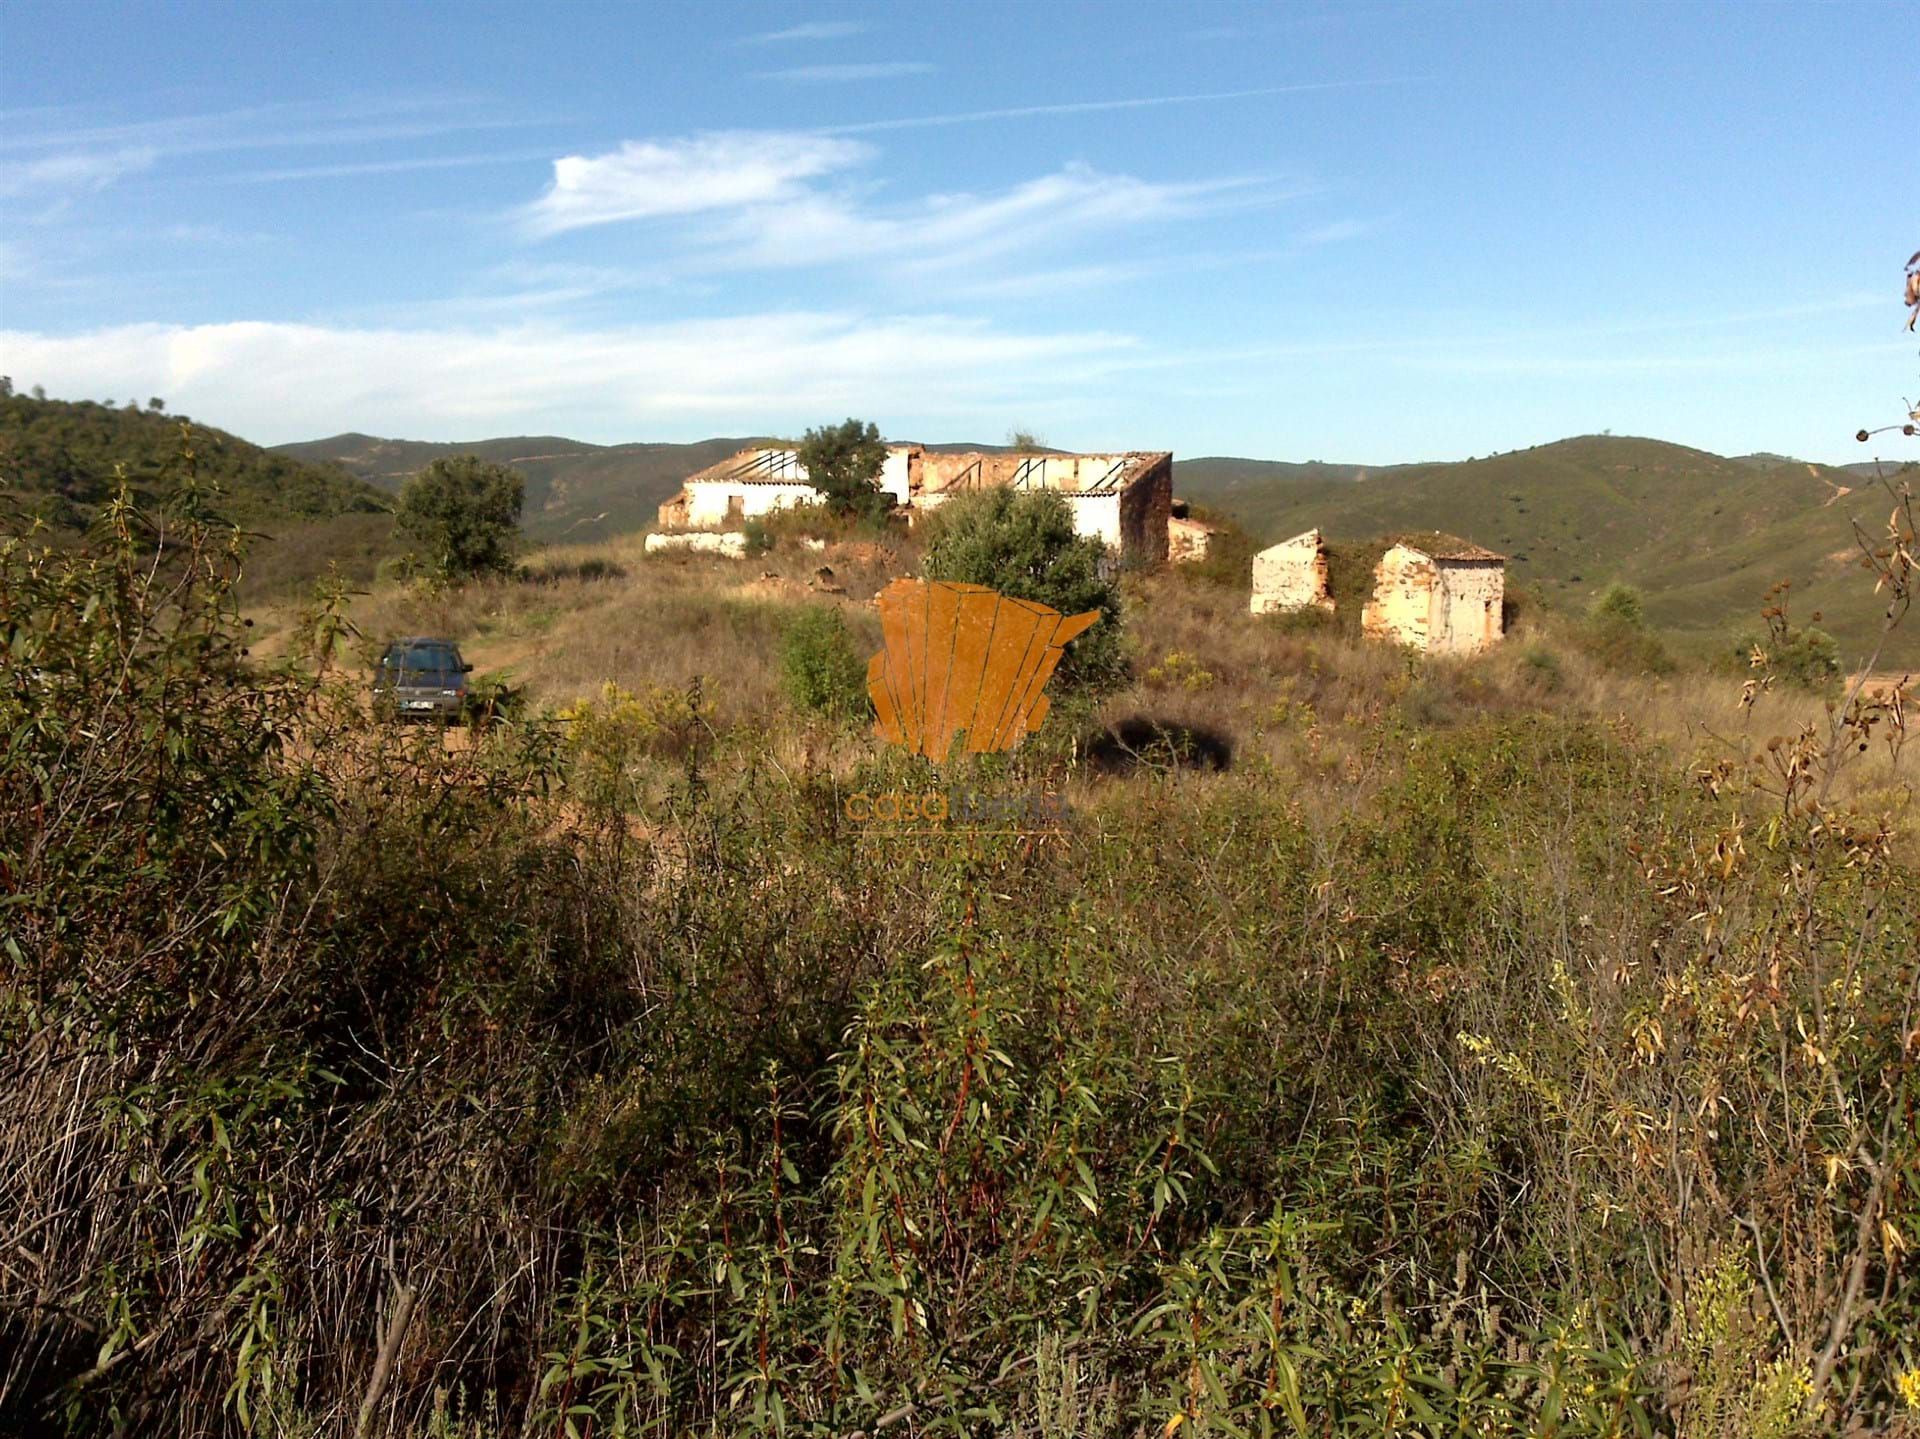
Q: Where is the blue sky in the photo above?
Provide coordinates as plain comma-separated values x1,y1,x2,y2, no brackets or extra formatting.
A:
1,0,1913,462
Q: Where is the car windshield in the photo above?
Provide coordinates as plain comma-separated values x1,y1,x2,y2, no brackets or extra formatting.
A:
384,644,461,681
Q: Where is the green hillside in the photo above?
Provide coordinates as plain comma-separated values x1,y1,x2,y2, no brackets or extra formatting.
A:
274,432,755,541
0,393,389,532
1173,455,1393,497
1179,434,1918,666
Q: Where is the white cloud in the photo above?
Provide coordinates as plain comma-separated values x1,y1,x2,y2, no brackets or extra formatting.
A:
522,131,872,237
0,147,156,199
517,130,1282,284
740,21,867,44
757,62,935,82
0,314,1139,443
701,163,1277,275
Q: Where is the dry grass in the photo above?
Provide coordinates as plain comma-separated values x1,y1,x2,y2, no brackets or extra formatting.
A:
245,537,1914,841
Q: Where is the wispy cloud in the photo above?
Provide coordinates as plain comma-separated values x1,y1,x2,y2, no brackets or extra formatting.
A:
701,163,1278,276
757,61,935,83
0,96,535,161
740,21,868,45
0,313,1138,443
516,129,1288,288
820,79,1409,135
521,131,871,237
218,148,556,184
0,147,156,198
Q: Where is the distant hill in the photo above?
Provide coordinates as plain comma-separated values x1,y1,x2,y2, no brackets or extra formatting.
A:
274,433,756,542
1173,456,1393,497
1178,434,1918,665
0,393,389,532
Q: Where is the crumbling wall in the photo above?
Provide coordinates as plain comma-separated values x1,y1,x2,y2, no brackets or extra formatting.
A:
1361,544,1436,648
1360,546,1506,653
645,530,748,559
1117,453,1172,567
1251,530,1334,615
683,481,819,527
1168,515,1216,563
1430,560,1504,655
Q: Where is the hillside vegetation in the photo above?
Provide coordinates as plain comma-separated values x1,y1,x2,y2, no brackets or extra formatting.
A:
0,392,388,531
4,459,1918,1436
1178,436,1920,665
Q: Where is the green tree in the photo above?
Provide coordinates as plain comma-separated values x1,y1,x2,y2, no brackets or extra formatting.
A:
796,418,890,520
393,455,524,579
920,487,1123,686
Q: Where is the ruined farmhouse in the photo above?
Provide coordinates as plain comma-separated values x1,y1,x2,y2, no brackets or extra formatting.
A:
1251,529,1506,656
656,444,1175,567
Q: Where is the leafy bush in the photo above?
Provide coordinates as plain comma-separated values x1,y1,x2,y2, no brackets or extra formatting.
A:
1737,622,1842,693
920,487,1124,686
393,454,525,580
1590,580,1646,626
1519,643,1564,690
1576,612,1674,674
778,603,869,719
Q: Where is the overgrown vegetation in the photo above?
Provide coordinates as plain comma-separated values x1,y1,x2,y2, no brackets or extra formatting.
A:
4,433,1917,1436
921,487,1125,687
0,388,387,531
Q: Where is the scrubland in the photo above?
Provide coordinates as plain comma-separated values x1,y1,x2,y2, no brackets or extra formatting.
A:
4,489,1918,1437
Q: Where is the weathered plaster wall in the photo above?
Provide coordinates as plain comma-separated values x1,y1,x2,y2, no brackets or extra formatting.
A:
1361,547,1505,654
1168,515,1217,564
683,481,820,527
1431,560,1504,655
1362,545,1436,649
645,530,748,559
1251,530,1333,615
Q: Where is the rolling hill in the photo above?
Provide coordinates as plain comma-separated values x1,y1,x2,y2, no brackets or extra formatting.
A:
274,433,756,542
0,393,389,531
1177,436,1920,665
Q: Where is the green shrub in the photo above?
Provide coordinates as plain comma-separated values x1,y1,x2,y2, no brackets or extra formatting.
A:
1520,643,1565,690
920,488,1124,687
1576,614,1674,674
462,669,526,726
1735,623,1842,693
779,604,869,719
1589,581,1646,627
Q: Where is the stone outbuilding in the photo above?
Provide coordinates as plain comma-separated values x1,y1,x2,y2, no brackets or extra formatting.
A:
1250,529,1334,615
1167,499,1221,564
1361,537,1504,655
